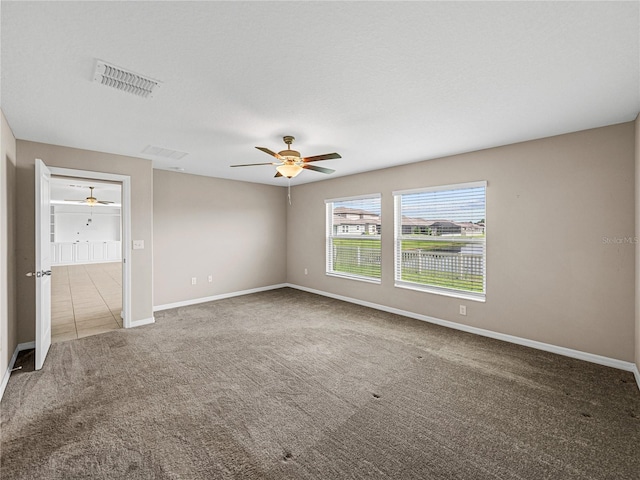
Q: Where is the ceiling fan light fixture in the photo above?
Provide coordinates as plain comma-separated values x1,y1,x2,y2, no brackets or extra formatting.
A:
276,164,303,178
231,135,340,178
85,186,98,205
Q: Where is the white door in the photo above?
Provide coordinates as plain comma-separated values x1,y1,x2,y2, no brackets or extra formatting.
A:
35,159,52,370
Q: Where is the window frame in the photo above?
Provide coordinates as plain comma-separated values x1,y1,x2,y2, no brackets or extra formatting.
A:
325,193,382,284
393,181,486,302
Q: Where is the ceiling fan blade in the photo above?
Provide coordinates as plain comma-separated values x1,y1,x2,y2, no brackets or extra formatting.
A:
230,162,279,167
97,201,115,205
274,171,283,178
303,164,335,174
255,147,283,159
302,152,341,163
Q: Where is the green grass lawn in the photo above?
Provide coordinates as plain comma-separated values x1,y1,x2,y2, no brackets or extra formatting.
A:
331,237,484,251
332,238,381,248
332,262,381,278
401,238,484,251
400,269,483,292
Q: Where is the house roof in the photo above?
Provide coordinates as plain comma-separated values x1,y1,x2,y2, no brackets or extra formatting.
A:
333,217,379,227
334,207,379,216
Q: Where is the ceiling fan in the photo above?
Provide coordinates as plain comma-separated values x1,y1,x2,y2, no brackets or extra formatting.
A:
65,186,115,206
231,136,341,178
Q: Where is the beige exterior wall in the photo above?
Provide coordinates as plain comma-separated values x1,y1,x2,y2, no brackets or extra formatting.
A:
1,110,17,378
15,141,154,343
153,170,287,307
287,122,636,362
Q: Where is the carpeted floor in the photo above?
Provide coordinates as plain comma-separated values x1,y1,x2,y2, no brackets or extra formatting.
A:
1,288,639,479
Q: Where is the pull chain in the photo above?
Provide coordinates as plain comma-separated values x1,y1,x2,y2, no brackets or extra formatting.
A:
288,178,292,205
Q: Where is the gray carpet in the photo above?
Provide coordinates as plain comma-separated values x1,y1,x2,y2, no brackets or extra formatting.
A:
1,288,639,479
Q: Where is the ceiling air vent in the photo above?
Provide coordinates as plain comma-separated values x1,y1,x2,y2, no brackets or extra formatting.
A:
93,60,162,98
141,145,188,160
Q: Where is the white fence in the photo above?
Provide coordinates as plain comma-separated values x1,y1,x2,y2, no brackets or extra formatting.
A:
332,245,483,276
401,249,483,276
332,245,381,267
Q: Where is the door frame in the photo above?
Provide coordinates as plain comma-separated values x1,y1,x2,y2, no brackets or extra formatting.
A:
47,167,132,328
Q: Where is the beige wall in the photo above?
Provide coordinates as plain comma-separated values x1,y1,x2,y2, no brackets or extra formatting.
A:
153,170,287,306
16,141,154,343
7,121,638,366
636,114,640,371
1,110,17,377
288,122,636,362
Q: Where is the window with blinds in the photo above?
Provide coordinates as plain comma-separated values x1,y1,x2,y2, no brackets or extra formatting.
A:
393,182,486,300
326,194,381,283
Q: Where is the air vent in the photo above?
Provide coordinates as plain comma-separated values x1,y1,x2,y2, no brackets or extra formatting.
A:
141,145,188,160
93,60,162,98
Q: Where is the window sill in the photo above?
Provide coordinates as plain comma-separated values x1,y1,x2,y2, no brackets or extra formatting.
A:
326,272,381,285
394,281,485,302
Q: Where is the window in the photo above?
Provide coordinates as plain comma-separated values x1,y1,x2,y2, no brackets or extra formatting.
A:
326,194,381,283
394,182,486,301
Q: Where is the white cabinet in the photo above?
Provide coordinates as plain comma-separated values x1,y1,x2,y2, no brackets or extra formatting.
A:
59,243,75,264
106,241,120,261
76,243,90,262
91,242,106,262
51,241,121,265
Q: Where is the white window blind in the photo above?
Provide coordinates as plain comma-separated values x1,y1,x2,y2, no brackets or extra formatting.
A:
394,182,486,300
326,194,381,283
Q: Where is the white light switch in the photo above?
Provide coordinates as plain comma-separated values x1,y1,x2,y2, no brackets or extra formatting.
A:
132,240,144,250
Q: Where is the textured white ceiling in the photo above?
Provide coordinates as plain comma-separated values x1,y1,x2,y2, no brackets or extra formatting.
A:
50,177,121,204
2,1,638,186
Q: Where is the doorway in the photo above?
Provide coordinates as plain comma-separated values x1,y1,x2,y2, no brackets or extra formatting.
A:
49,177,123,342
43,166,132,341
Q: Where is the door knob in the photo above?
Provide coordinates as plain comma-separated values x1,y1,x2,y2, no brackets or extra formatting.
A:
25,270,51,277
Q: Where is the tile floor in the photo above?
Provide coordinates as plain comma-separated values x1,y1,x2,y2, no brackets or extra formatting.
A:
51,262,123,343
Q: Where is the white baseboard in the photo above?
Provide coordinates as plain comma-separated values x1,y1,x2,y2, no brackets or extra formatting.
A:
0,347,20,401
153,283,289,312
18,341,36,350
0,341,36,402
287,283,638,376
633,364,640,392
128,317,155,328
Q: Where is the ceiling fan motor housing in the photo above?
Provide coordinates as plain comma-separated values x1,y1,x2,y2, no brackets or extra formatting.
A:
279,136,300,161
278,149,301,160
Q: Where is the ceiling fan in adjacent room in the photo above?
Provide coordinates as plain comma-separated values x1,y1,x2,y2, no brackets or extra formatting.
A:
65,186,115,206
231,136,341,178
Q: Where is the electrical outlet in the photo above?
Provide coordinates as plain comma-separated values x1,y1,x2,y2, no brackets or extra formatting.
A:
208,275,213,283
191,277,197,285
459,305,467,316
304,268,308,275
